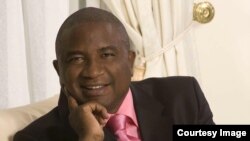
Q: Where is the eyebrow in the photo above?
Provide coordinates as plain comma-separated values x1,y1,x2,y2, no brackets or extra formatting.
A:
64,45,119,57
98,45,119,52
65,50,84,57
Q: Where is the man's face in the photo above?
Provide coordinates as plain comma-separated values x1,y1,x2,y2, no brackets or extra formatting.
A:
54,22,135,113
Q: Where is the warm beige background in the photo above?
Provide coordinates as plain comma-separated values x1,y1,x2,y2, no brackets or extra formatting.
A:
194,0,250,124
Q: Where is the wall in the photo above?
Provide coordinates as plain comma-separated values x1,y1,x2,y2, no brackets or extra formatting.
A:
194,0,250,124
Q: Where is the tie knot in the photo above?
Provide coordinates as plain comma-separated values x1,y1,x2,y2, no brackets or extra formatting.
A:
106,114,140,141
107,114,128,132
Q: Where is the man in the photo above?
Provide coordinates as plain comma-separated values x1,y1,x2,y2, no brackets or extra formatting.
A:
14,7,214,141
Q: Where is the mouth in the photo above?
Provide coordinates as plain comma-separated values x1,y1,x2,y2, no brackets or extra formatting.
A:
84,85,106,90
81,83,110,97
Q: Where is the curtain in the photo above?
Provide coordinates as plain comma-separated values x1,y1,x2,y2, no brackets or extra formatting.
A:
85,0,200,81
0,0,69,109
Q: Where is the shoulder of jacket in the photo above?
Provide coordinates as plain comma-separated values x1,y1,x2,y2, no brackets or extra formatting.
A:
132,76,196,85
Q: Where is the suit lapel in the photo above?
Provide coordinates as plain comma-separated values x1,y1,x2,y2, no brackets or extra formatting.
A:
130,83,172,141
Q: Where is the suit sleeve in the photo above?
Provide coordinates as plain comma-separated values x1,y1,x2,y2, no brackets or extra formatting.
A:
192,77,215,124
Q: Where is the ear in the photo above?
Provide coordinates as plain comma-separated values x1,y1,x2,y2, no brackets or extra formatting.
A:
128,51,136,76
53,60,60,76
53,60,64,86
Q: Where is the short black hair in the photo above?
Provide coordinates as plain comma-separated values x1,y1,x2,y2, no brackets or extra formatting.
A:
55,7,130,59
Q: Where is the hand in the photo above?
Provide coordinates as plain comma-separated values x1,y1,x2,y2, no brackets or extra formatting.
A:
64,88,109,141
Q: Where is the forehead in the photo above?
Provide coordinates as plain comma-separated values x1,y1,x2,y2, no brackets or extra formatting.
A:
74,22,119,38
57,21,128,57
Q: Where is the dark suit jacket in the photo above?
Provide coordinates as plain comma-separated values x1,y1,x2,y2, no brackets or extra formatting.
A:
14,76,214,141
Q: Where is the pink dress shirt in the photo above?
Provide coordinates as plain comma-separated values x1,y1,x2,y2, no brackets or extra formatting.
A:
108,89,141,140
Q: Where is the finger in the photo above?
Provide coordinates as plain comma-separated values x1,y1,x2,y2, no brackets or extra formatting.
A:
65,91,78,112
87,102,109,126
92,103,109,119
68,95,78,110
98,117,109,128
63,86,70,97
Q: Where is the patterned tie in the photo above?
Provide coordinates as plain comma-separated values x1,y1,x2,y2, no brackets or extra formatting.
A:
107,114,140,141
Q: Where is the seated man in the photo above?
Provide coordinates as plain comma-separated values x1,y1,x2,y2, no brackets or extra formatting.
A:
14,7,214,141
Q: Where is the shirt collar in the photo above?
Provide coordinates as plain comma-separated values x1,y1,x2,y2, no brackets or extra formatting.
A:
109,88,138,126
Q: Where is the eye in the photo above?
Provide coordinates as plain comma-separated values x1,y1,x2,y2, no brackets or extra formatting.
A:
68,56,85,64
99,46,118,59
102,52,115,58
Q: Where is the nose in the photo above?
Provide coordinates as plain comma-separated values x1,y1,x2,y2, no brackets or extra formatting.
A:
81,59,104,79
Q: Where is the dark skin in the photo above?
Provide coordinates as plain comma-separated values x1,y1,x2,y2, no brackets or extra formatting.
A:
53,21,135,141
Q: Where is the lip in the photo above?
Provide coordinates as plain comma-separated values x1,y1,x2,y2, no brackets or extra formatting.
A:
80,83,110,97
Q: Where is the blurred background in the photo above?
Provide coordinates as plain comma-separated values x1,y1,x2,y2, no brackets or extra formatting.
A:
0,0,249,124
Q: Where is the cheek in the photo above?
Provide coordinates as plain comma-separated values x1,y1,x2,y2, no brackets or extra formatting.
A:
112,62,132,82
63,67,84,99
63,66,82,84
